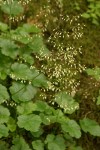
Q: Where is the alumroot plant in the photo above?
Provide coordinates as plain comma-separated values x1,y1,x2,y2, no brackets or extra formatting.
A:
0,1,100,150
33,2,86,100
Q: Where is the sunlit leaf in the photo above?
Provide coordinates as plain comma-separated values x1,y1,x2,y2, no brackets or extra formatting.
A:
22,24,41,33
40,113,56,125
1,1,24,16
0,72,7,80
55,92,79,114
22,54,34,65
32,73,48,87
29,35,49,56
11,63,34,80
80,118,100,136
86,68,100,80
82,13,90,18
0,22,8,31
10,82,37,103
61,119,81,138
17,114,42,132
0,39,19,58
17,102,37,115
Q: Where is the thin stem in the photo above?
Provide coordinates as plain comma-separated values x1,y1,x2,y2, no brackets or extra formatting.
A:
9,0,12,37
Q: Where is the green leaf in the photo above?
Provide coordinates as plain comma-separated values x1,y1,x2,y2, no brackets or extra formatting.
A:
32,128,43,137
82,13,90,18
1,1,24,16
17,114,42,132
0,53,12,74
22,24,41,33
0,105,10,124
86,68,100,80
7,117,16,132
15,33,32,44
45,134,66,150
29,35,49,56
0,84,9,104
22,54,34,65
0,39,19,58
17,102,37,115
0,141,9,150
0,72,7,80
55,92,79,114
61,120,81,138
32,73,48,87
32,140,44,150
70,146,83,150
11,136,31,150
0,22,8,31
34,101,52,114
92,18,99,25
40,113,56,125
80,118,100,136
10,82,37,103
11,63,34,80
0,124,9,138
97,96,100,105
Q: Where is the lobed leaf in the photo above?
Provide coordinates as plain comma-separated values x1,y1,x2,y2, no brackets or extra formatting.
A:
7,117,16,132
11,63,34,80
0,84,9,104
0,105,10,124
80,118,100,136
1,1,24,16
0,39,19,58
10,82,37,103
32,73,48,87
22,24,41,33
17,114,42,132
11,136,31,150
17,102,37,115
29,35,50,56
55,92,79,114
45,134,66,150
61,119,81,138
86,68,100,80
0,124,9,138
0,53,12,75
32,140,44,150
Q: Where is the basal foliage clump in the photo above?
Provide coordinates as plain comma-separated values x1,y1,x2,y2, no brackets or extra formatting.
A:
0,0,100,150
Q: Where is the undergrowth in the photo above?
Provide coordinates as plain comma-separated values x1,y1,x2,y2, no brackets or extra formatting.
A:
0,0,100,150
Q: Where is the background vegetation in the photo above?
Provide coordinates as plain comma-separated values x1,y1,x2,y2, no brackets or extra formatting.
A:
0,0,100,149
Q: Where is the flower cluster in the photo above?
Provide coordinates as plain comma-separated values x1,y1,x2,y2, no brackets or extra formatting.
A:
33,2,86,99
